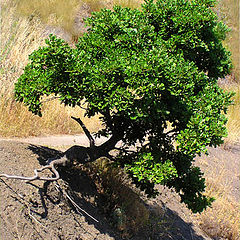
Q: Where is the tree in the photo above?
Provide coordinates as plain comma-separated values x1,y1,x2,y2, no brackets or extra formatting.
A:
11,0,233,213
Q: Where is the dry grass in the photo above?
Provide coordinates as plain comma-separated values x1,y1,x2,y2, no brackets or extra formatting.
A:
217,0,239,81
224,86,240,144
1,2,46,88
0,91,101,137
82,0,108,12
197,195,239,239
14,0,81,35
195,156,240,240
13,0,143,34
111,0,143,9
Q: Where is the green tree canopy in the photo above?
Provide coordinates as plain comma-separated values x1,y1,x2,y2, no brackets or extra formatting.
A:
15,0,233,213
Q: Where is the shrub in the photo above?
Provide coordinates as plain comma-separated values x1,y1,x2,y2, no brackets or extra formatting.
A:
15,0,233,213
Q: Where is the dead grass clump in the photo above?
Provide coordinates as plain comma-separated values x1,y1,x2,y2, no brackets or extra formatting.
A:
219,0,239,81
215,0,239,82
85,157,149,237
14,0,81,35
111,0,143,9
1,3,46,88
13,0,142,36
82,0,108,12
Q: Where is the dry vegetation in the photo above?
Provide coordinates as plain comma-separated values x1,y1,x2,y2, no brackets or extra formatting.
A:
217,0,239,81
0,0,144,137
197,184,239,239
195,153,240,240
225,86,240,143
0,0,239,239
0,92,102,137
14,0,81,35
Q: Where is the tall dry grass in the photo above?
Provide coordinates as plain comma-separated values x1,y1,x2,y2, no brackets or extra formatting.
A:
224,86,240,143
13,0,143,34
218,0,239,82
0,0,142,138
1,3,45,88
0,91,101,137
14,0,82,36
195,155,240,240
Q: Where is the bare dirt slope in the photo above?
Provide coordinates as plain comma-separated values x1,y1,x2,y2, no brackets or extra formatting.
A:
0,139,238,239
0,141,120,240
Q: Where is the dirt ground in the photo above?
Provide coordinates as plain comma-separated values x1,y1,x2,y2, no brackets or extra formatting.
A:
0,137,239,239
0,140,119,240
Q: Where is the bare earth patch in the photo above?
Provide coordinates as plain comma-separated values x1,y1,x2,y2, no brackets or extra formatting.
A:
0,138,239,239
0,141,119,240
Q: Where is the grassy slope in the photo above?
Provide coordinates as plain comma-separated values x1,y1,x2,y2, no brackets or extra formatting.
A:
0,0,104,137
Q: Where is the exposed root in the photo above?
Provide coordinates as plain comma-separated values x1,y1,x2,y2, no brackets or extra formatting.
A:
0,144,97,182
0,156,69,182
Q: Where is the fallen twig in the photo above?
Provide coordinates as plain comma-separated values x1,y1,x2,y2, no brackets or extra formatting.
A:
28,208,46,228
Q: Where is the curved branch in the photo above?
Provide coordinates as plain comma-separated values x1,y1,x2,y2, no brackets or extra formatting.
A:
40,96,61,104
71,116,95,147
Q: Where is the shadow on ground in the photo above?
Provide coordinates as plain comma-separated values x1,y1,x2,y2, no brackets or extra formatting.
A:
28,144,121,239
28,144,210,240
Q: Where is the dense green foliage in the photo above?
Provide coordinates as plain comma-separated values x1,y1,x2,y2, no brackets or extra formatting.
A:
15,0,233,213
